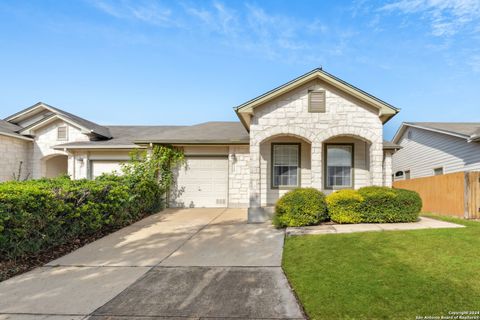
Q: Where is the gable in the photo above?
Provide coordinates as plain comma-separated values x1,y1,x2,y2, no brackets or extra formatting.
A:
250,78,381,129
235,68,399,130
6,102,112,139
34,119,90,144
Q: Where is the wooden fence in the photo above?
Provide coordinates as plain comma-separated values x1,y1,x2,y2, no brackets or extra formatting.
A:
393,171,480,219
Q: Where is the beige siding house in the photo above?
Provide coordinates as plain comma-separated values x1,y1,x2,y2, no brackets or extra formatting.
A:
0,69,401,222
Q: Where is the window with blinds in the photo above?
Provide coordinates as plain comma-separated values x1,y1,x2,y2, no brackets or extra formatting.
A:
272,144,300,188
308,90,326,113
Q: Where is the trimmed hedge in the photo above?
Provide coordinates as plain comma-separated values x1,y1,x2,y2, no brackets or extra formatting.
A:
0,175,162,260
325,189,364,224
327,186,422,224
273,188,328,228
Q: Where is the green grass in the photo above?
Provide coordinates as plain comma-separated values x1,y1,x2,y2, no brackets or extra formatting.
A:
282,215,480,320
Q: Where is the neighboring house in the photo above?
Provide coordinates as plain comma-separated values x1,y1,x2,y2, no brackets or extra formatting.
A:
0,68,401,222
392,122,480,180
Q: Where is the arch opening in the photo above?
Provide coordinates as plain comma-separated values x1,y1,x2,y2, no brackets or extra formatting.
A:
44,154,68,178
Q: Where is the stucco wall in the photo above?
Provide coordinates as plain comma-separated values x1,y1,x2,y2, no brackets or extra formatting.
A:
248,79,384,211
31,120,89,179
0,135,32,181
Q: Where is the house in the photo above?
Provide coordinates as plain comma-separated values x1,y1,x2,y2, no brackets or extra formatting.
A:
392,122,480,180
0,68,401,222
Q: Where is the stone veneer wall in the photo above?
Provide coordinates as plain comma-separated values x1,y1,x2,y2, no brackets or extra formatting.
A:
248,79,384,218
228,145,250,208
0,135,32,181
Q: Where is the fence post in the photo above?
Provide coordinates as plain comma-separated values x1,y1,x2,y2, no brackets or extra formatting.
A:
464,171,470,219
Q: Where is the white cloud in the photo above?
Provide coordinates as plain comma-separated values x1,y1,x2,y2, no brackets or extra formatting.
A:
381,0,480,36
87,1,349,63
89,0,176,27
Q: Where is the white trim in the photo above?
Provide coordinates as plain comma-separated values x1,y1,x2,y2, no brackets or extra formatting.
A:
53,145,144,150
392,123,470,144
4,103,46,122
19,114,90,135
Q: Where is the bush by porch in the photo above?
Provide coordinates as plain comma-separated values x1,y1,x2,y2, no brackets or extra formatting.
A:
273,186,422,227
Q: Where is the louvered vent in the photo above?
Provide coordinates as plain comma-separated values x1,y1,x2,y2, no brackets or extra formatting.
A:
308,90,326,113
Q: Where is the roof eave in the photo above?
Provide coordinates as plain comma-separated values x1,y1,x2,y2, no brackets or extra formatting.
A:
134,140,249,145
394,123,471,143
53,144,145,150
0,132,34,141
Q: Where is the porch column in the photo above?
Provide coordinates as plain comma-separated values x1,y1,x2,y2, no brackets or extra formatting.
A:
370,141,384,186
311,141,323,190
383,151,393,187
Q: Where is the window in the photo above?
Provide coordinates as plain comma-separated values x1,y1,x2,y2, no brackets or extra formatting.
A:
308,90,326,113
395,171,404,178
57,126,67,140
325,144,353,188
272,144,300,188
405,170,411,180
434,167,444,176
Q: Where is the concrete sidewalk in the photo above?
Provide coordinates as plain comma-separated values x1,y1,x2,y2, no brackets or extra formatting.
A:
286,216,465,236
0,208,304,320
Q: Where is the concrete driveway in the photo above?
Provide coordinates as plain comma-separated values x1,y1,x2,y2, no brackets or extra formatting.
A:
0,208,304,320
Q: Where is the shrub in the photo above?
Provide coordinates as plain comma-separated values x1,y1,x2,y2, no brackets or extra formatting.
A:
358,186,422,223
273,188,328,228
0,177,131,259
326,186,422,224
0,145,184,261
326,189,364,224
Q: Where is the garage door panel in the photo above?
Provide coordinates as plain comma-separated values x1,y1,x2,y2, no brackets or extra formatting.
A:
170,157,228,208
90,161,125,179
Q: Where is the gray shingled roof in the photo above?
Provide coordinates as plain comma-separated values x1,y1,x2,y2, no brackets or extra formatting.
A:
0,119,29,139
406,122,480,138
54,122,249,148
46,104,112,139
133,122,249,144
55,121,398,150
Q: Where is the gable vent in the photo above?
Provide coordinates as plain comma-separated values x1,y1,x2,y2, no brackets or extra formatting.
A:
308,90,326,113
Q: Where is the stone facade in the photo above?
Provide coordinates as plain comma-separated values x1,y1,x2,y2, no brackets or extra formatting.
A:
248,79,385,221
228,145,250,208
0,135,32,181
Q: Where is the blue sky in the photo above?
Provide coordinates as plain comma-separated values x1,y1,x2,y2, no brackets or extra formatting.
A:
1,0,479,139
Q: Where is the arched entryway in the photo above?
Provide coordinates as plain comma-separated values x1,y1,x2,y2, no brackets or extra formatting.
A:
44,154,68,178
259,134,312,207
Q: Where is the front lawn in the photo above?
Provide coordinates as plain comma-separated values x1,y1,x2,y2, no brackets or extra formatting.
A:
283,215,480,320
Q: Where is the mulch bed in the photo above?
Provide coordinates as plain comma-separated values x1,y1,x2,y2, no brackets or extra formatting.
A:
0,213,152,282
0,230,112,282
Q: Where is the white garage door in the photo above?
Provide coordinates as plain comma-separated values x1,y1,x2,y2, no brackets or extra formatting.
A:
170,157,228,208
90,161,125,178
